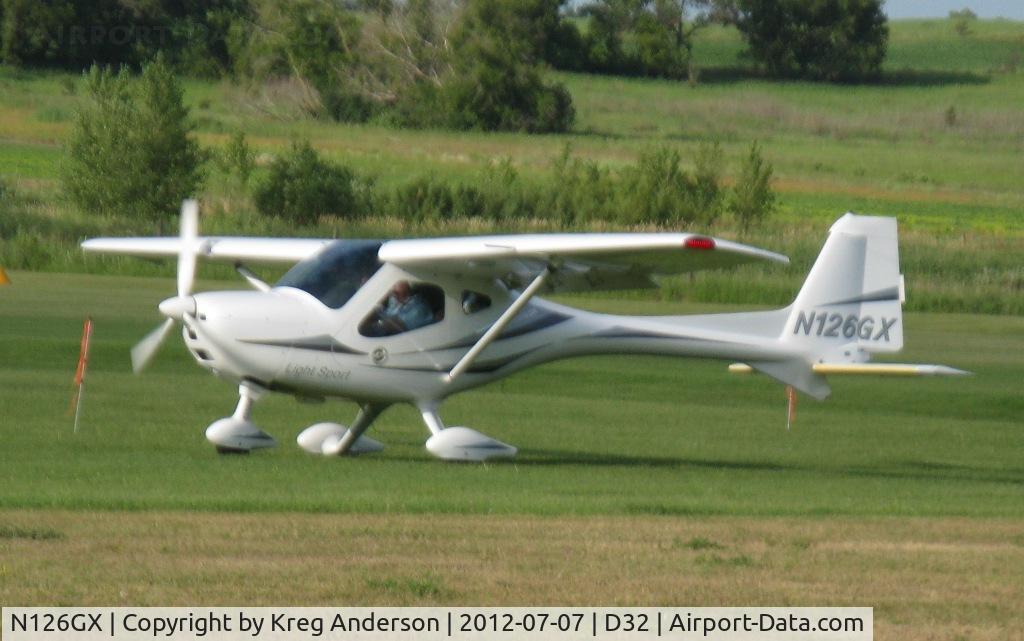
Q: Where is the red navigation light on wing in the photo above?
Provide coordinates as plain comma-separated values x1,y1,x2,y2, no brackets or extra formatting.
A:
684,236,715,250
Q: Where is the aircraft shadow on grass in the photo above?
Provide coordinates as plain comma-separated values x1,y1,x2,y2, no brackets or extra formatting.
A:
363,441,1020,487
383,448,1023,487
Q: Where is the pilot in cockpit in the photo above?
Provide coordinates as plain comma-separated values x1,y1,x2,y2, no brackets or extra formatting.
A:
382,281,433,330
360,280,441,336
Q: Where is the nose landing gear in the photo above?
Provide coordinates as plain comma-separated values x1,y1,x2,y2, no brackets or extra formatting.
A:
206,382,277,454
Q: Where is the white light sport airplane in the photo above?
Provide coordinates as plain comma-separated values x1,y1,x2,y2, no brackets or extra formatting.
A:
82,201,967,461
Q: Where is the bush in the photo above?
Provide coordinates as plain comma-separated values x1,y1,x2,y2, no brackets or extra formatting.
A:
474,158,540,220
384,82,447,130
729,141,775,231
619,144,724,227
219,131,255,186
735,0,888,81
685,141,726,224
380,159,544,222
387,175,456,222
253,140,756,231
545,146,616,225
253,141,364,224
62,56,205,222
440,52,574,134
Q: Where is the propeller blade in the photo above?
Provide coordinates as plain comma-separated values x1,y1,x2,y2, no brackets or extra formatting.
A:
177,199,199,297
131,317,175,374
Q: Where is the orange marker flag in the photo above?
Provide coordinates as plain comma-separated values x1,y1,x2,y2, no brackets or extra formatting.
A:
0,267,10,285
69,317,94,433
785,385,798,431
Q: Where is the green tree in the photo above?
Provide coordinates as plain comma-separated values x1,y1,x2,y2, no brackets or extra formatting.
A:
579,0,696,78
253,141,361,225
229,0,372,121
62,55,204,222
735,0,888,81
949,8,976,38
729,141,774,231
0,0,249,75
632,11,688,78
442,0,575,133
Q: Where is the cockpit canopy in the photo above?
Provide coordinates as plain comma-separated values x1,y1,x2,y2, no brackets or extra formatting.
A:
276,240,383,309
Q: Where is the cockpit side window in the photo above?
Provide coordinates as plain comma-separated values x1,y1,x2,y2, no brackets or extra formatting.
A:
276,240,383,309
360,281,446,337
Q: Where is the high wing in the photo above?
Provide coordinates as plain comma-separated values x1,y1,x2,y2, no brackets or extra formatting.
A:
379,233,789,292
81,236,332,264
82,231,789,293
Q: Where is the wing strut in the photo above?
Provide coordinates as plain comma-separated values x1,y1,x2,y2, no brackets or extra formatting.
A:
445,266,552,383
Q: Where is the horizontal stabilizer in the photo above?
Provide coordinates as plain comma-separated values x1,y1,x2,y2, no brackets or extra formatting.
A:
729,360,831,400
811,363,971,376
730,362,970,377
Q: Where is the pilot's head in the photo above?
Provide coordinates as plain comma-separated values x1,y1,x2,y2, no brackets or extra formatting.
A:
393,280,411,301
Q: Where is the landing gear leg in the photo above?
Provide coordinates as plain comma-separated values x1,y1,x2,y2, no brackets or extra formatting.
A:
296,403,389,456
205,381,277,454
419,402,517,462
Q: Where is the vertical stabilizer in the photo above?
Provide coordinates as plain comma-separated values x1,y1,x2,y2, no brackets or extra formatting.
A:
783,213,904,357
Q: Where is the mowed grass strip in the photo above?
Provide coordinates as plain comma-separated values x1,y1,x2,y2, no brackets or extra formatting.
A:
0,509,1022,640
0,271,1021,517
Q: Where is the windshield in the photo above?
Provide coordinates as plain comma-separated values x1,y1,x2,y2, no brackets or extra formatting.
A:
276,240,383,309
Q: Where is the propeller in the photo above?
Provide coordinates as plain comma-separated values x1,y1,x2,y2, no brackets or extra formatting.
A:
130,200,201,373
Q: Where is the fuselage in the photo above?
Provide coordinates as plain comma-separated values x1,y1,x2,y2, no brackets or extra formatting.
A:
183,261,800,406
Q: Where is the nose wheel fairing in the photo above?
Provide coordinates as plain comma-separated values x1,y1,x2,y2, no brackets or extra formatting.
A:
205,382,277,454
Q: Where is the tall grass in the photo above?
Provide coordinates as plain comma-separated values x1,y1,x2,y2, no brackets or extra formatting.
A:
4,189,1020,314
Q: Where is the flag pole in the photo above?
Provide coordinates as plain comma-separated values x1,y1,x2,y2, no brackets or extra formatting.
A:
785,385,797,431
71,317,94,433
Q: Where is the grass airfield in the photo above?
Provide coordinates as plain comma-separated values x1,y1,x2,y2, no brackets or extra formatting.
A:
1,271,1023,639
2,17,1024,640
2,511,1022,641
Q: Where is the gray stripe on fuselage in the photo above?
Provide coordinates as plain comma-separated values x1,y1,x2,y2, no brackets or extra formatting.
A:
238,335,366,355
